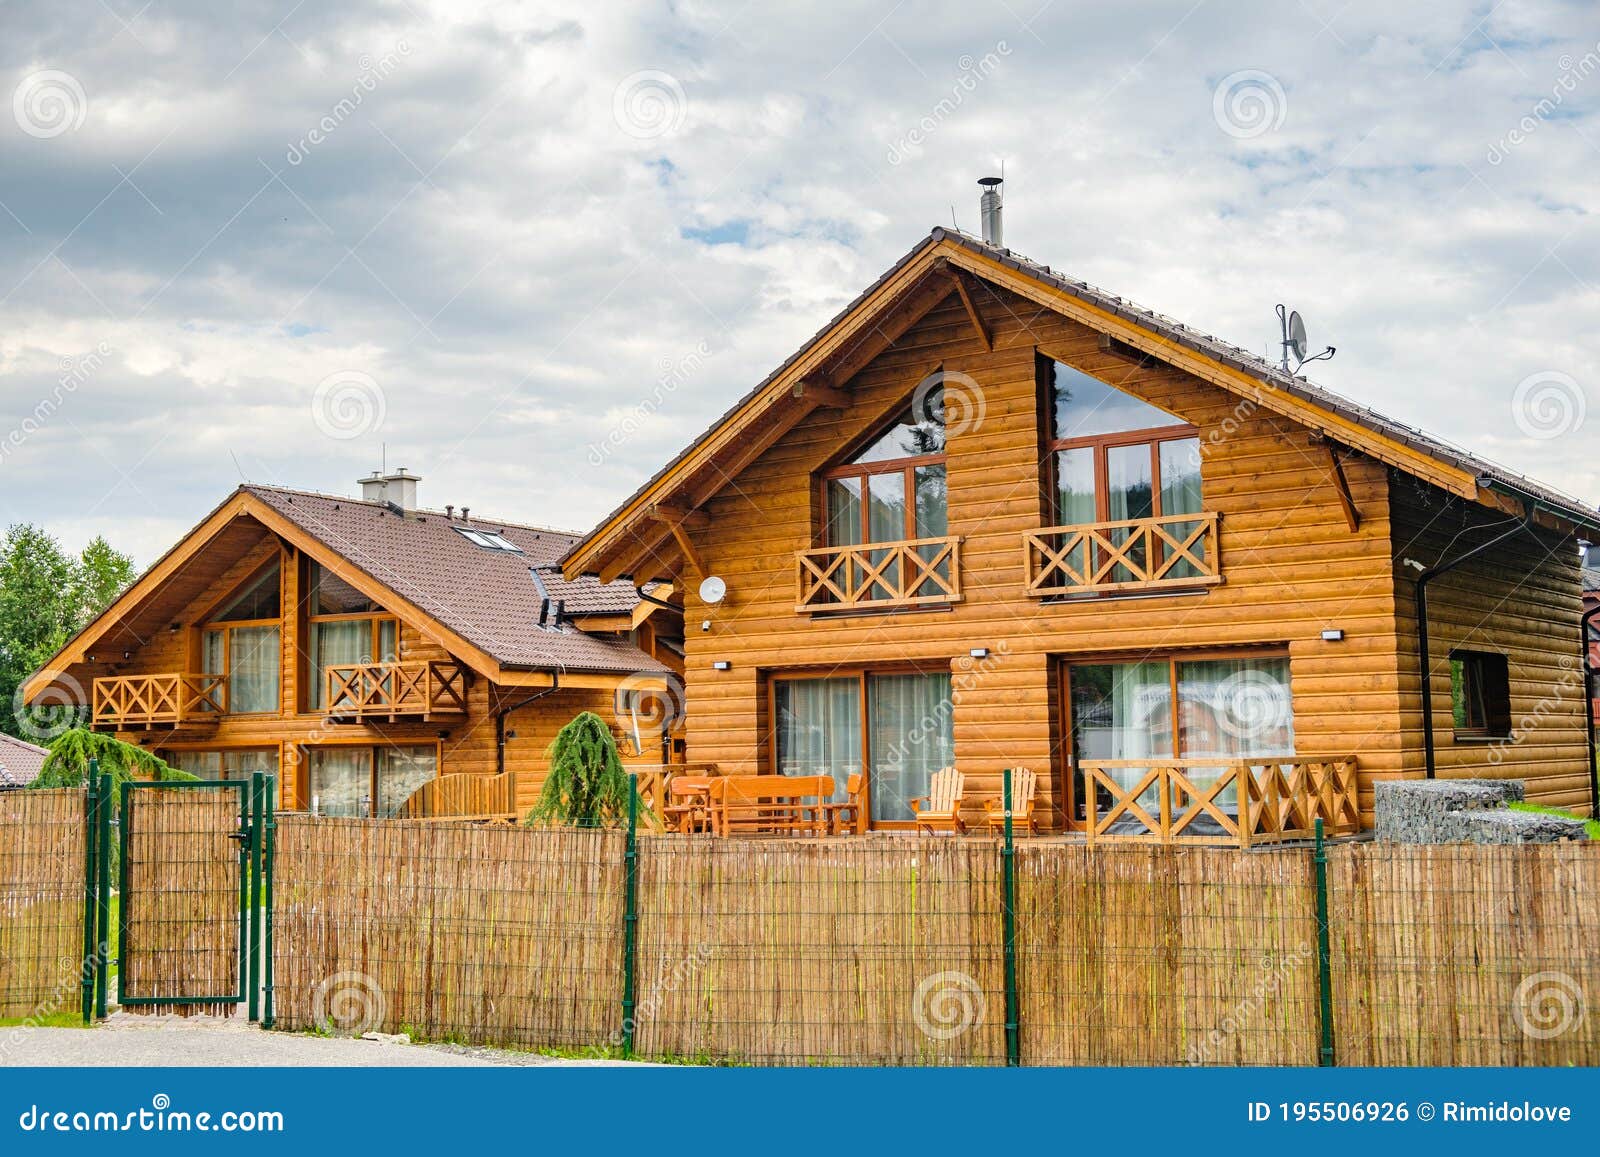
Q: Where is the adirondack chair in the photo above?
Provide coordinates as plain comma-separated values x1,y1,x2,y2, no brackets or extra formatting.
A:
984,767,1038,835
909,767,966,834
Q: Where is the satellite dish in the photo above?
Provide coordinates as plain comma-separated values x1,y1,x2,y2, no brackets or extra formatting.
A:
1287,311,1307,364
698,575,727,604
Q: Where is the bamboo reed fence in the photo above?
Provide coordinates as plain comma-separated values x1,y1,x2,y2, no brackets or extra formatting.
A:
271,816,625,1050
120,787,244,1017
0,789,86,1020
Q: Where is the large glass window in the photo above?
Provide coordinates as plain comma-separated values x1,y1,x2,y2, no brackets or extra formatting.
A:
307,745,438,818
200,566,280,714
1066,654,1294,828
306,563,399,709
821,385,950,602
773,670,953,826
1042,357,1204,581
163,748,279,781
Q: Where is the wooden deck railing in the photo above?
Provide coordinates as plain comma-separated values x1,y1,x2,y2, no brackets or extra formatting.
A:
796,535,962,613
398,770,516,821
323,660,469,719
1081,756,1359,848
92,673,226,727
1024,512,1221,597
628,763,718,830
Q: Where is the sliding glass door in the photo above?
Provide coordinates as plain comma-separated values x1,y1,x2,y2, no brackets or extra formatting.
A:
772,669,953,827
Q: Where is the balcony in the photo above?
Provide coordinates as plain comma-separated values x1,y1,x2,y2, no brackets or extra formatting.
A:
92,673,226,728
323,660,469,721
796,535,962,614
1023,512,1221,598
1080,756,1359,848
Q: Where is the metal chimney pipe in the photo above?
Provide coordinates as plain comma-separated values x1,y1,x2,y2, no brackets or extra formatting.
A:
979,176,1003,247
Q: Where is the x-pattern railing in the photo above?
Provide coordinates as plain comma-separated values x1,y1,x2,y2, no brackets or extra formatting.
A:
92,673,227,726
1082,756,1359,848
1024,512,1221,597
796,535,962,612
323,660,469,718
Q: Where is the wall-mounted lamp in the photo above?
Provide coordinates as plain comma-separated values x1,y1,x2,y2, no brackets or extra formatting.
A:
1320,629,1345,642
700,620,711,633
169,623,181,633
712,660,731,671
969,647,990,660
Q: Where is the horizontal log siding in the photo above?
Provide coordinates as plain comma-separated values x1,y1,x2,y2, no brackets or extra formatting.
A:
683,286,1413,827
1388,482,1590,810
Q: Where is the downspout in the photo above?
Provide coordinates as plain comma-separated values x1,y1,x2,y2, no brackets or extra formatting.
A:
634,583,679,612
1414,510,1535,779
496,672,560,777
1583,602,1600,818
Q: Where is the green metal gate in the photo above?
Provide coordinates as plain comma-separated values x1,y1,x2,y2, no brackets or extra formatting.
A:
84,768,274,1023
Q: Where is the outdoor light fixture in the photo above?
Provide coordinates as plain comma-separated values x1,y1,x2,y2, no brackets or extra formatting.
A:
712,660,731,671
1321,629,1344,642
970,647,990,659
701,619,711,632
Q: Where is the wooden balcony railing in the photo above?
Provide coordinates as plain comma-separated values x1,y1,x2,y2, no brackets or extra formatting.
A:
1081,756,1359,848
398,770,516,822
323,660,469,720
796,535,962,613
1024,512,1221,597
627,762,719,830
92,673,226,728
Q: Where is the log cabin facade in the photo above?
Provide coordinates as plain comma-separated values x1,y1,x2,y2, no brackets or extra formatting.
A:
563,224,1600,838
22,476,684,817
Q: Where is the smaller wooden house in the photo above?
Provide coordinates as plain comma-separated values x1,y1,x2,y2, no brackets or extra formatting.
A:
21,472,685,817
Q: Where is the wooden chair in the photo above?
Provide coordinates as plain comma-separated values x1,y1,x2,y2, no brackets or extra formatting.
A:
711,775,833,837
984,767,1038,836
910,767,966,835
821,773,865,836
664,776,715,834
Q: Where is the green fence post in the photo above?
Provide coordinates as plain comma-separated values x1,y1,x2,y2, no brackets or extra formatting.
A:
247,772,263,1023
262,774,276,1030
80,759,100,1023
1002,768,1020,1068
1313,817,1335,1067
95,770,113,1019
106,776,126,1020
621,775,640,1059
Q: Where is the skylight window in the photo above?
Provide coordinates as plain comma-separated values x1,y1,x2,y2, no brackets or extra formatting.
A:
454,527,523,553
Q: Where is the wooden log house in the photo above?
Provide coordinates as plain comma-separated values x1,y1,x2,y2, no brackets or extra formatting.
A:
562,218,1600,840
22,472,685,817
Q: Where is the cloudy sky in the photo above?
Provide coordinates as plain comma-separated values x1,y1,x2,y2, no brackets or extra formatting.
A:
2,0,1597,564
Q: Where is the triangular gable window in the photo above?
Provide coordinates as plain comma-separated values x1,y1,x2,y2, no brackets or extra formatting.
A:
211,566,280,622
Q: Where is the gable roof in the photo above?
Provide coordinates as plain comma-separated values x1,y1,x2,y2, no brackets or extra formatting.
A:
0,734,48,789
24,484,667,704
563,227,1600,582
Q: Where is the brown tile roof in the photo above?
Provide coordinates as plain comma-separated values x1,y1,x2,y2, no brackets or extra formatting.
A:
0,733,48,788
565,227,1599,571
244,486,666,676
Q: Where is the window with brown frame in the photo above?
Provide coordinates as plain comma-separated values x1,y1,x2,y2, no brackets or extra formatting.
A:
305,562,399,710
1449,649,1512,738
199,565,281,715
1040,355,1205,581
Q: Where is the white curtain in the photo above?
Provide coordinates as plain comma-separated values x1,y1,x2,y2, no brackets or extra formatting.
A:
228,626,280,714
377,745,438,817
310,620,370,708
309,748,369,817
775,678,861,802
867,673,953,823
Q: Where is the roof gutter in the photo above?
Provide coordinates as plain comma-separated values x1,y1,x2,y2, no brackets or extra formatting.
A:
1415,510,1536,779
1480,478,1600,538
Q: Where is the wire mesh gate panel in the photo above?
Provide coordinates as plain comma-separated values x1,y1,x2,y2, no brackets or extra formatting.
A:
271,817,625,1048
118,782,250,1015
0,788,87,1019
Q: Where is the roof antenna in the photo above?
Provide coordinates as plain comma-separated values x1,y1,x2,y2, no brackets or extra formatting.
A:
229,450,247,480
381,441,386,473
1275,304,1335,375
950,204,958,230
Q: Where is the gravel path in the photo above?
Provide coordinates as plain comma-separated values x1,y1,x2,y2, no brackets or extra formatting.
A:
1,1013,633,1067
